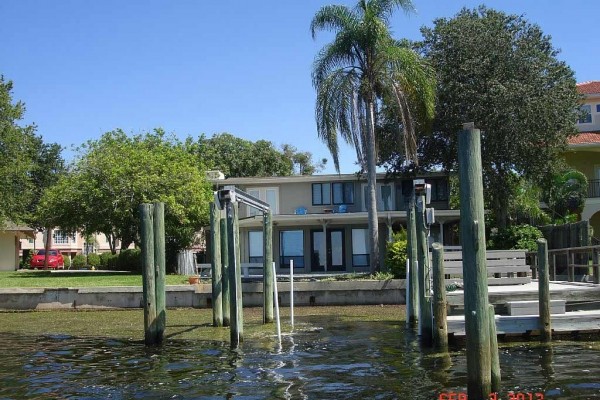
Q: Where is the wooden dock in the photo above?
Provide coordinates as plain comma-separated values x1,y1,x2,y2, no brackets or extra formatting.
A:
445,281,600,337
447,310,600,337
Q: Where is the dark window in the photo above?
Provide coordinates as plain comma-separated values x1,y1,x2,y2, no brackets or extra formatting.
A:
280,230,304,268
578,105,592,124
428,179,449,202
332,182,354,204
312,183,331,205
597,104,600,113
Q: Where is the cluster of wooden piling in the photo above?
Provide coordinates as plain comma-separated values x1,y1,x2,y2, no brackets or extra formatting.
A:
209,199,275,348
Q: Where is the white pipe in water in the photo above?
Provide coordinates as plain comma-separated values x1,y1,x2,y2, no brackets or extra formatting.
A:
290,259,294,327
273,261,282,343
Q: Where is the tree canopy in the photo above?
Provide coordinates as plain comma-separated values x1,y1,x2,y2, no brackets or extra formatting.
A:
311,0,436,271
191,133,325,178
0,75,65,228
399,7,581,228
0,76,39,225
39,129,212,256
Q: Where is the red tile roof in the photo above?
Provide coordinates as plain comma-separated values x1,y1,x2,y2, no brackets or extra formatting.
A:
577,81,600,95
568,132,600,145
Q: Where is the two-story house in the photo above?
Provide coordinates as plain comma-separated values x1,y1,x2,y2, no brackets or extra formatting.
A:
563,81,600,240
210,173,460,273
21,230,132,262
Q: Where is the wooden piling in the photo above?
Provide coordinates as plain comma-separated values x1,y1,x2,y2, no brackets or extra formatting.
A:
140,203,158,346
592,246,600,285
488,304,501,394
153,202,166,343
538,238,552,342
263,211,274,323
432,243,448,351
234,202,243,341
220,217,230,326
406,192,419,328
227,201,241,347
416,193,432,345
210,203,223,326
458,125,491,398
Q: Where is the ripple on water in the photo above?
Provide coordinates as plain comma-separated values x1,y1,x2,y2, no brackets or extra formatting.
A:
1,320,600,399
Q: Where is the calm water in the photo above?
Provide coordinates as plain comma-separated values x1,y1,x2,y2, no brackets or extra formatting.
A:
1,316,599,399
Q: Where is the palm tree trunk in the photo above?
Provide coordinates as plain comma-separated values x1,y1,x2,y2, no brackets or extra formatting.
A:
365,99,380,273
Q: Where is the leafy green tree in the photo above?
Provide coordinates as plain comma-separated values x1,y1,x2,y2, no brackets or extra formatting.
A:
415,7,580,228
281,144,327,175
39,129,212,264
0,76,38,225
193,133,291,177
311,0,436,272
545,169,588,222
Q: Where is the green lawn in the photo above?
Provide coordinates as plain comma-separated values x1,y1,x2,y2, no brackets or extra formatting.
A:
0,271,198,288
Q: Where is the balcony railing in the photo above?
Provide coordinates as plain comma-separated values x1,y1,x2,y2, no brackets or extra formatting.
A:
589,179,600,198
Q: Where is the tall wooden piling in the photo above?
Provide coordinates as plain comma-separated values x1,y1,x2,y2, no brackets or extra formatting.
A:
263,210,274,323
458,125,492,398
227,201,241,347
406,192,419,328
432,243,448,351
220,217,230,326
537,238,552,342
153,202,166,343
226,201,244,346
488,304,501,393
593,247,599,285
234,204,244,340
140,204,158,345
416,193,432,345
210,203,223,326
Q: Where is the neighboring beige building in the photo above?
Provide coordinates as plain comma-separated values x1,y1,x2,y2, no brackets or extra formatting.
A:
563,81,600,239
21,230,131,260
1,223,35,271
209,172,460,273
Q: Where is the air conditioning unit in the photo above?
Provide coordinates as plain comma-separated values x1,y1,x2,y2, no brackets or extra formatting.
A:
206,170,225,180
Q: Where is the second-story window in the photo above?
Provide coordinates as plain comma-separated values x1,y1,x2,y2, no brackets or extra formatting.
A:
312,183,331,205
332,182,354,204
578,105,592,124
428,179,449,202
53,230,75,244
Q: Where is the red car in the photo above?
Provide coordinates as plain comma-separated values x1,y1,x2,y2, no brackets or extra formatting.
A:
30,249,65,269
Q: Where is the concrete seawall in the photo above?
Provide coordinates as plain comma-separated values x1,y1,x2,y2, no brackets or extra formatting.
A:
0,280,406,310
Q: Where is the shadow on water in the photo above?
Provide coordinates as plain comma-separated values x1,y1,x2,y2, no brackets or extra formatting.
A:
1,316,600,399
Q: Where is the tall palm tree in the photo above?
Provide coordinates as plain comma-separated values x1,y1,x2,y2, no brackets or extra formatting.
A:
311,0,436,272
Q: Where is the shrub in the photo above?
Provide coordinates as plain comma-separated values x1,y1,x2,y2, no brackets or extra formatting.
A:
63,256,71,269
385,231,408,278
100,252,118,270
87,253,101,268
117,249,142,272
487,224,543,252
72,254,87,268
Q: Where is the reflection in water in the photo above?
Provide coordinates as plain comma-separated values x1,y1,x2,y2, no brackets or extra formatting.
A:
1,318,599,399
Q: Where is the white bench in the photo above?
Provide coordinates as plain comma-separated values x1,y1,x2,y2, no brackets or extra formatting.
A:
442,249,531,285
506,300,566,316
196,263,212,277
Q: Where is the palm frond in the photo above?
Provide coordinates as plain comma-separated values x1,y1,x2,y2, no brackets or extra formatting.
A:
310,5,359,39
315,69,364,172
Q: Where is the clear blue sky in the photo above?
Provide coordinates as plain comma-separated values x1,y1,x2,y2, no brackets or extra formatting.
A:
1,1,597,174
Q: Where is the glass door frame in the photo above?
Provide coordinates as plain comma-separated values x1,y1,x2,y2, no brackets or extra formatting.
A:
310,228,345,272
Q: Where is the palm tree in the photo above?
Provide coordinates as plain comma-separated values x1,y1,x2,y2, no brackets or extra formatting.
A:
311,0,436,272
